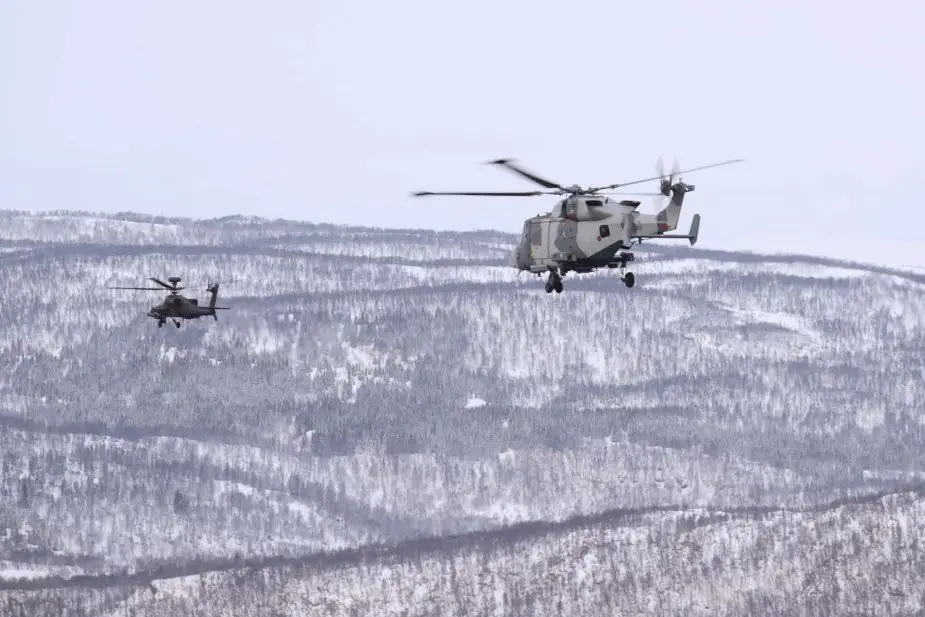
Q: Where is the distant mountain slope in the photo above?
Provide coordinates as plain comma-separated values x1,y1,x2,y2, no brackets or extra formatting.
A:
1,210,924,584
7,488,925,616
0,428,843,577
1,211,922,457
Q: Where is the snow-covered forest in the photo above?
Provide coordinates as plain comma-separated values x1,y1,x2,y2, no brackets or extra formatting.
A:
6,488,925,616
1,210,924,613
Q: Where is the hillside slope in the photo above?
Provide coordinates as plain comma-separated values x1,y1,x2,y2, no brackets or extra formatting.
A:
6,488,925,616
1,210,924,588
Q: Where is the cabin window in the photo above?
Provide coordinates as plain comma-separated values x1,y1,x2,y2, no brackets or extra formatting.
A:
530,222,543,246
586,200,603,207
599,224,610,238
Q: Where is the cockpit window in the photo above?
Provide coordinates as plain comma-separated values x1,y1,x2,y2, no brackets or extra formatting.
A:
586,199,603,207
530,222,542,245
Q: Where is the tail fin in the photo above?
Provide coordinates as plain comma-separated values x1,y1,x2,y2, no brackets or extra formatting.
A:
207,284,219,320
203,283,232,321
655,181,695,232
688,213,701,246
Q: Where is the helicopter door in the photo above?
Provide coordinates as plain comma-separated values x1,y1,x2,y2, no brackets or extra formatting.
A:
529,220,550,261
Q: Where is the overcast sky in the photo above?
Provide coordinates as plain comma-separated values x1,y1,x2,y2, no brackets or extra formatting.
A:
1,1,923,268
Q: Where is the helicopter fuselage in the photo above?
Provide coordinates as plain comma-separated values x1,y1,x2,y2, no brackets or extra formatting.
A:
511,195,674,275
147,296,216,321
411,155,739,293
109,277,231,327
144,284,228,327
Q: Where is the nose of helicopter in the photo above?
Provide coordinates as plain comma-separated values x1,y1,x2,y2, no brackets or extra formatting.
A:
506,249,518,268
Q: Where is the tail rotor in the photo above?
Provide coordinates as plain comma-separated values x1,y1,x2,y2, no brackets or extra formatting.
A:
652,155,672,212
204,278,235,320
656,155,682,196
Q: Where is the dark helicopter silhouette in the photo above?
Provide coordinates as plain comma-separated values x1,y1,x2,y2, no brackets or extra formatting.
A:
109,276,231,328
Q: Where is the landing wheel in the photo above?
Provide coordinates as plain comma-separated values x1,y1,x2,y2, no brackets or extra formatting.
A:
157,321,164,329
623,271,636,288
545,271,563,294
174,321,181,329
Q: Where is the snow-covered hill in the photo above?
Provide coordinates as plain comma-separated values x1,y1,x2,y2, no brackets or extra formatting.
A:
1,210,924,611
7,488,925,616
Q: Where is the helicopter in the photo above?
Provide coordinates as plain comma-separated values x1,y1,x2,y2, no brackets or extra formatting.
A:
108,276,231,328
412,156,743,293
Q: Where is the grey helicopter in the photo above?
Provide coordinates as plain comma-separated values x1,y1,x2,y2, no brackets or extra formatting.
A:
412,156,742,293
108,276,231,328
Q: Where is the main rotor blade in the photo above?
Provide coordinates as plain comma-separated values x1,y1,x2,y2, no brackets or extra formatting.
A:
587,158,744,192
149,277,176,290
108,286,164,291
485,159,565,190
149,277,186,292
411,190,550,197
596,192,664,196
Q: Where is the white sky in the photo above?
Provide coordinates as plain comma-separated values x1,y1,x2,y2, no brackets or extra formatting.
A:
1,1,924,268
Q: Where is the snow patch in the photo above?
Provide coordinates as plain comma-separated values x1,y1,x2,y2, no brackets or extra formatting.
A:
855,401,885,432
213,480,259,497
151,573,205,598
343,342,376,369
763,262,871,280
719,303,822,346
0,565,52,581
510,387,559,409
246,324,286,355
465,397,487,409
287,500,320,521
643,258,871,281
159,345,179,363
583,349,609,382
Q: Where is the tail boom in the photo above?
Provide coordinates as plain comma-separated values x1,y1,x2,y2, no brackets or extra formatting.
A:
205,284,231,320
634,213,701,246
655,181,695,232
207,283,219,309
